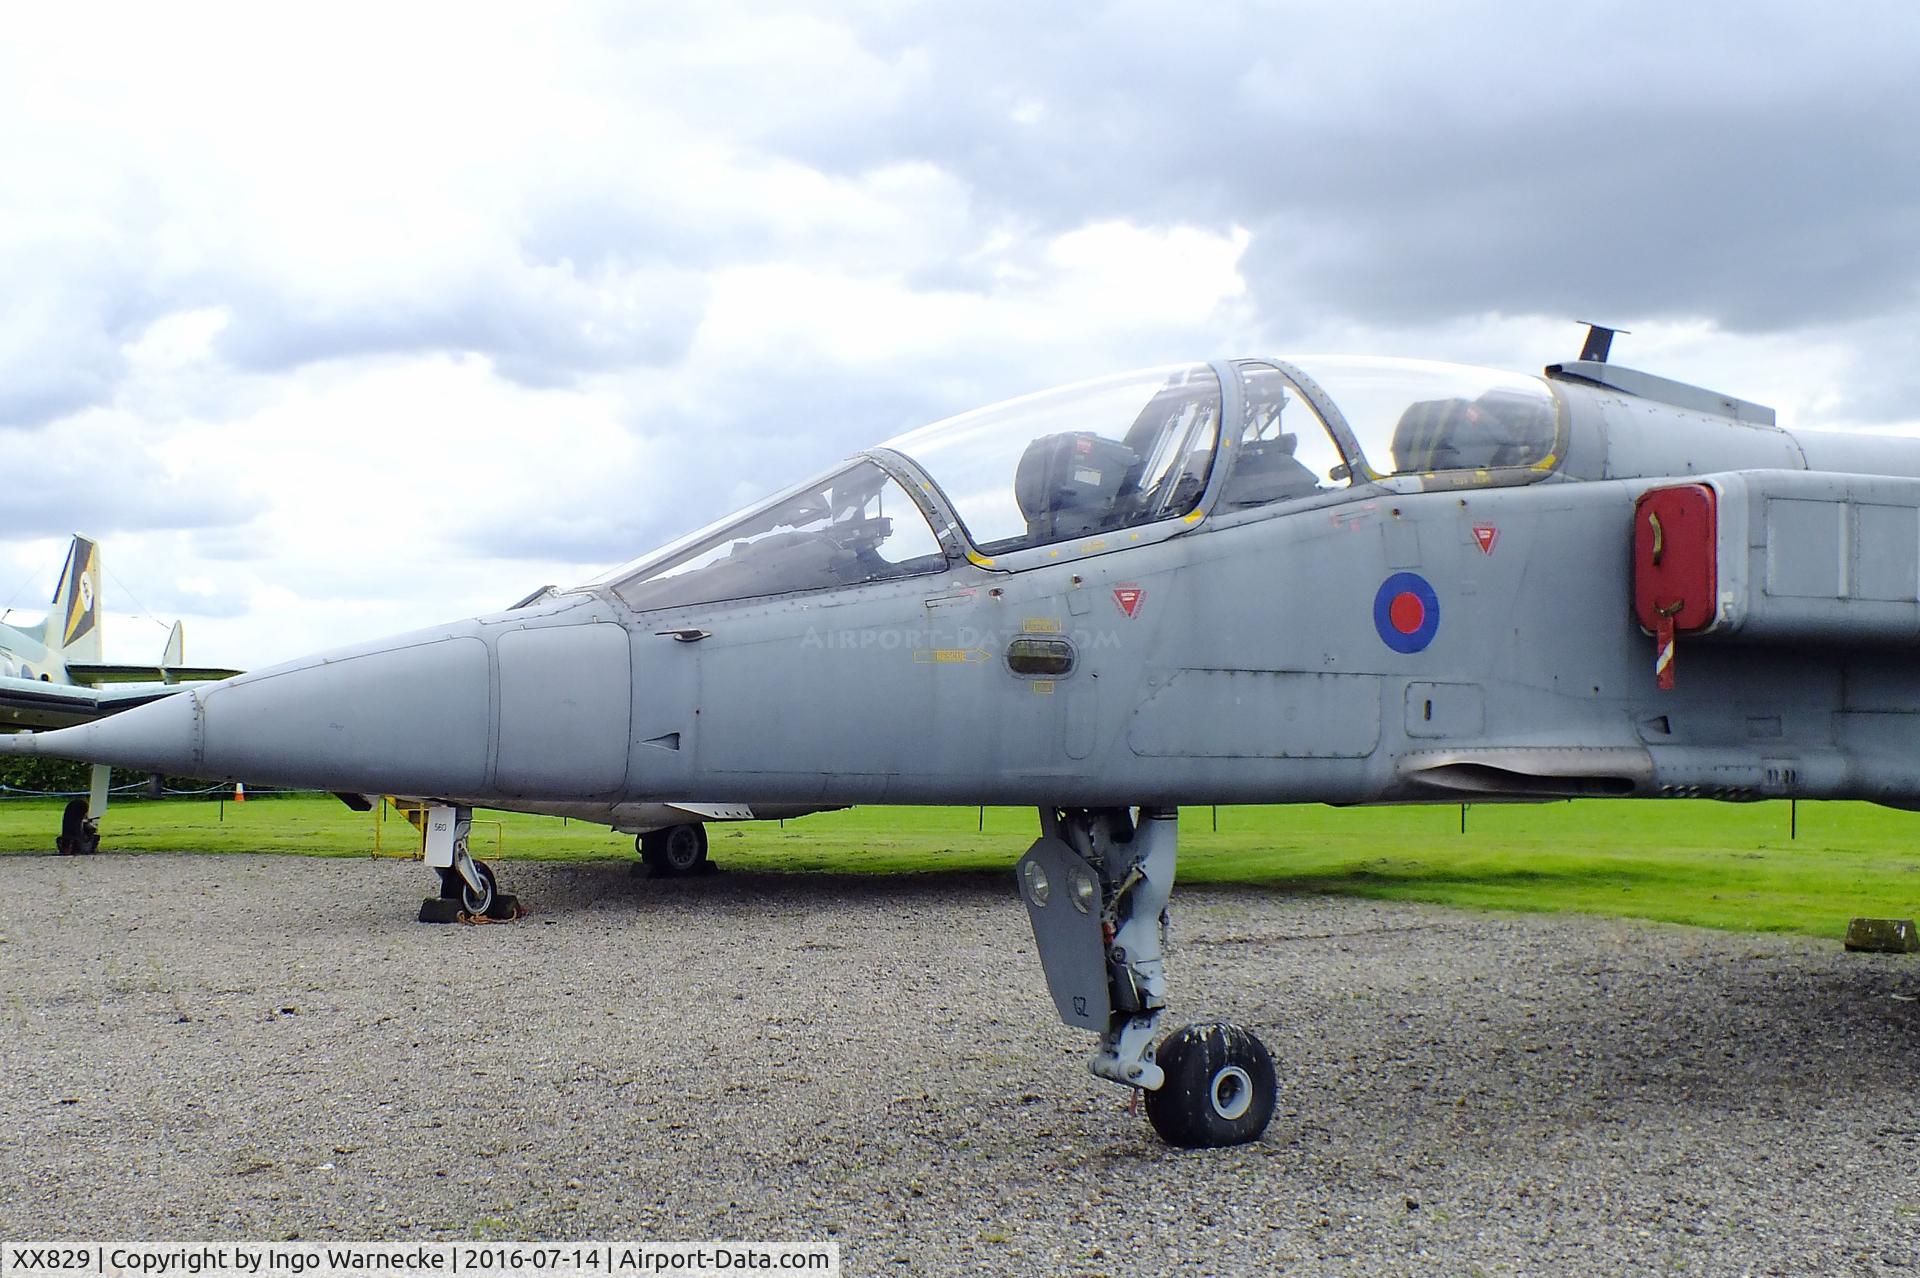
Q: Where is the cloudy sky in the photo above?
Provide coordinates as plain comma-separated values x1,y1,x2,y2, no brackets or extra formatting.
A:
3,2,1917,667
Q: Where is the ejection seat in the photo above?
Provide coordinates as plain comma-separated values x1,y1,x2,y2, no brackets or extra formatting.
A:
1013,431,1138,542
1391,389,1553,473
1218,432,1322,507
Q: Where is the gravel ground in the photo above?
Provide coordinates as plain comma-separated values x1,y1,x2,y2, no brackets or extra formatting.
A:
0,852,1916,1276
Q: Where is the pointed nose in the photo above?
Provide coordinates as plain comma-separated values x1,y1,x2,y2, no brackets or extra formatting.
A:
0,687,204,770
11,634,494,795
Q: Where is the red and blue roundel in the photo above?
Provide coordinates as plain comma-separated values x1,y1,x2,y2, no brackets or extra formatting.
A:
1374,572,1440,653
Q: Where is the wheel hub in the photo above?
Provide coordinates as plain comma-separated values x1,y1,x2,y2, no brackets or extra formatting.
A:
1209,1064,1254,1120
666,828,700,869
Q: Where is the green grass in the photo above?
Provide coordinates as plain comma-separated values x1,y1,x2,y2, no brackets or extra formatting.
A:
1,793,1916,939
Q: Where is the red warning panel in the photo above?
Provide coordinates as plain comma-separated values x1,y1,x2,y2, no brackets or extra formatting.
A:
1633,484,1717,634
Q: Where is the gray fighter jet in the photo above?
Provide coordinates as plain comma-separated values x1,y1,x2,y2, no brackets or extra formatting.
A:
10,327,1918,1146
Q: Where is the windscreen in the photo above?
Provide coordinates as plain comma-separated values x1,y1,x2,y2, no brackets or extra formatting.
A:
608,459,945,612
885,364,1221,555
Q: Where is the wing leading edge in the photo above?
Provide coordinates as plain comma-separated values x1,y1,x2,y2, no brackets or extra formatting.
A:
0,675,191,731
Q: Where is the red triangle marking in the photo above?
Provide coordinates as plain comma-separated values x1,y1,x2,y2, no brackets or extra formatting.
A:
1472,525,1499,555
1113,586,1144,619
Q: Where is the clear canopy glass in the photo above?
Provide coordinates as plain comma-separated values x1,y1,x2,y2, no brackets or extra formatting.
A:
1283,356,1558,478
608,459,944,611
884,364,1221,555
587,357,1562,613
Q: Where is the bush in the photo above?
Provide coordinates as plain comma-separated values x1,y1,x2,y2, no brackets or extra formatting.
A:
0,755,222,798
0,755,93,794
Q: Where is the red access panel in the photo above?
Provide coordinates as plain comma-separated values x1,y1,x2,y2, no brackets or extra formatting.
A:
1633,484,1718,634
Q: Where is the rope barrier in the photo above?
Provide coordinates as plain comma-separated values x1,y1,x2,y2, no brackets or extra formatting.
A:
0,783,304,799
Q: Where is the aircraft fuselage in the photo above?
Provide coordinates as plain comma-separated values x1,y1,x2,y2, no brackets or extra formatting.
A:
29,363,1920,813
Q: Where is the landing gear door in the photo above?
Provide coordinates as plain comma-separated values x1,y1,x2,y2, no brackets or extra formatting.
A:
1015,836,1110,1031
422,804,465,869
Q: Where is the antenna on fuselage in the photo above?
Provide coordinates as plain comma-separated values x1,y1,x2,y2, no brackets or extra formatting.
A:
1577,321,1629,364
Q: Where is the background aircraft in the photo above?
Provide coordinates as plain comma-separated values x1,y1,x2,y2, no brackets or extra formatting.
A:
12,329,1918,1146
1,535,237,850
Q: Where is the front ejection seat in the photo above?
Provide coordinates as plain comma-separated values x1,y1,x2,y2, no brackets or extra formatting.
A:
1013,431,1139,542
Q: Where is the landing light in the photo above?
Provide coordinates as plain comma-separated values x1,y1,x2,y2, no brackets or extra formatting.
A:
1069,866,1097,914
1021,859,1051,907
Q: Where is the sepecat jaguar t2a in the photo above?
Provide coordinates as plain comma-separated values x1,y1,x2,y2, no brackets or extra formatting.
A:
15,325,1920,1146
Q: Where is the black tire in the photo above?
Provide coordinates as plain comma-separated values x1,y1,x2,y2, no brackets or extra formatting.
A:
1143,1022,1277,1148
641,823,708,876
459,859,497,915
57,801,98,855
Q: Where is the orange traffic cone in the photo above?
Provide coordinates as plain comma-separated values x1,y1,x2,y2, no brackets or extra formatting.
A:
233,782,245,802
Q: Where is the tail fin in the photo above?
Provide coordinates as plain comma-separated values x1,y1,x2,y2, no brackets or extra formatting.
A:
162,620,184,669
47,535,103,663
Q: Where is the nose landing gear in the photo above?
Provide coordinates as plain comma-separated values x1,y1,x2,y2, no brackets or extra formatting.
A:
417,805,520,922
1016,805,1276,1148
56,799,99,856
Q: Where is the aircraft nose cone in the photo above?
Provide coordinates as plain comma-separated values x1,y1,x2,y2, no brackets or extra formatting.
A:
9,633,495,795
195,634,493,793
0,688,202,771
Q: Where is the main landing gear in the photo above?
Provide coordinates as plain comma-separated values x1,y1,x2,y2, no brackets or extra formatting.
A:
636,822,709,877
1016,806,1276,1148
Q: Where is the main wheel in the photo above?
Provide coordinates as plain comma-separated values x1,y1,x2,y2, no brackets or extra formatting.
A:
1143,1022,1277,1148
641,823,708,876
459,859,498,915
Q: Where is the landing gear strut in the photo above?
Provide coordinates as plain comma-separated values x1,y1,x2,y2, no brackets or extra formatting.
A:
1016,806,1276,1148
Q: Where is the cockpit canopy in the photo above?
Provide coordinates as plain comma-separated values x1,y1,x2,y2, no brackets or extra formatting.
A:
889,363,1223,555
597,356,1560,612
610,459,946,613
1298,356,1558,479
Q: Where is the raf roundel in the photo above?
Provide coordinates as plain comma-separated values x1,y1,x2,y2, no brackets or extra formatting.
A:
1373,572,1440,654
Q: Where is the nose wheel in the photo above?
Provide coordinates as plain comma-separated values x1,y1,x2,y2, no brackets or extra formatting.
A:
439,859,498,915
56,799,100,855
